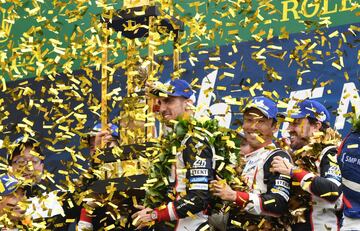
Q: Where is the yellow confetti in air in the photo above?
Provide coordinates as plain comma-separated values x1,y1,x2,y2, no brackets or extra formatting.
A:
228,29,239,35
224,72,234,78
217,162,225,171
320,192,339,197
108,202,118,209
175,4,185,12
67,199,74,208
267,45,282,50
0,181,5,193
258,218,266,228
329,30,339,38
332,62,342,70
230,219,242,227
347,144,359,149
264,199,275,205
225,165,236,174
22,118,34,127
104,224,115,230
211,19,223,26
146,178,158,184
132,196,138,206
163,177,169,185
199,224,210,231
186,211,196,219
267,28,274,40
255,134,265,143
232,44,238,53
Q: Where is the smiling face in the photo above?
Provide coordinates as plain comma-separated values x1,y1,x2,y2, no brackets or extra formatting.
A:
11,145,44,184
242,108,277,150
157,96,192,122
287,117,321,150
239,139,253,155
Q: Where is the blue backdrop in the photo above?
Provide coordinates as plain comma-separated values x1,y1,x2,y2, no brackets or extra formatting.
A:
0,22,358,187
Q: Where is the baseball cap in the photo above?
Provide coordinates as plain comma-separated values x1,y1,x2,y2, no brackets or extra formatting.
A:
244,96,278,120
290,99,330,124
8,135,42,164
13,136,39,145
88,123,119,138
0,173,20,196
149,79,194,99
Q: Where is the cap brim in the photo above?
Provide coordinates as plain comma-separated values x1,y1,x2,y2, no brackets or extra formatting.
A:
244,106,271,119
150,88,190,99
150,88,171,97
0,175,20,196
290,112,307,119
14,137,39,145
0,188,17,196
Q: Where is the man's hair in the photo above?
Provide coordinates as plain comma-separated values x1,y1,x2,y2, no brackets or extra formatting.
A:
307,117,330,132
271,119,277,127
9,142,43,165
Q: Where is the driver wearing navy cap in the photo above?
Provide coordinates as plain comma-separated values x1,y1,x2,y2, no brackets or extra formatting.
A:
271,99,342,231
132,79,216,231
211,96,292,230
149,79,196,124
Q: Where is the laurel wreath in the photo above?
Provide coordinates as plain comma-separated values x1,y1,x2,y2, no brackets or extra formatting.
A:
143,118,241,210
352,115,360,133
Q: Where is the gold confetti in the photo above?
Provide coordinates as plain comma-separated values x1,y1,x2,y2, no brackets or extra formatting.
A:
320,192,339,197
104,224,115,230
186,211,196,219
258,218,265,228
347,144,359,149
230,219,242,227
264,199,275,204
332,62,342,70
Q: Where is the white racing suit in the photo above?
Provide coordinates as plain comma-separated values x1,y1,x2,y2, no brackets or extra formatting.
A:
227,144,292,230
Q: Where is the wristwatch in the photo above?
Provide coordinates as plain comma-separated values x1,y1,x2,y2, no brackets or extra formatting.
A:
150,211,158,220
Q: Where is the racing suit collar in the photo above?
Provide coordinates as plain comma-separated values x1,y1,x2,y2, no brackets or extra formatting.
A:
244,143,277,159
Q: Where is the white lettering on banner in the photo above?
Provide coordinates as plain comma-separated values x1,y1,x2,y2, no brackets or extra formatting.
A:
334,82,360,130
195,70,232,128
193,67,359,134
